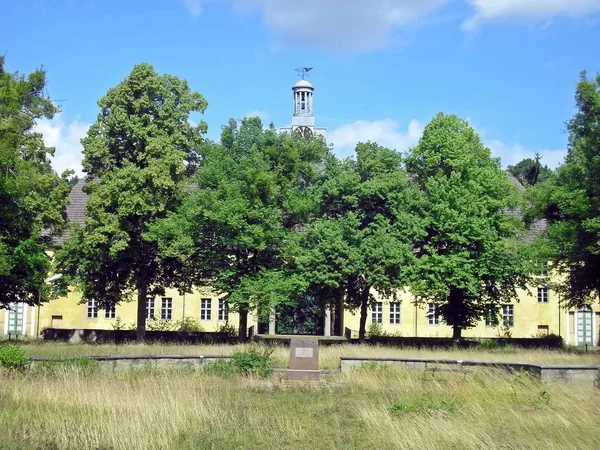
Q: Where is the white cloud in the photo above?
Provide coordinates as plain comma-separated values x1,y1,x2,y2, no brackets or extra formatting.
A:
463,0,600,31
34,114,90,177
183,0,203,17
485,139,566,169
182,1,448,50
329,118,424,158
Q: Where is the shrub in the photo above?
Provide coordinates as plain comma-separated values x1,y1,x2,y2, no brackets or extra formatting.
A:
111,316,127,331
366,322,384,338
0,344,28,370
203,359,238,377
176,316,204,332
146,316,176,331
480,339,498,350
231,347,273,377
216,321,237,336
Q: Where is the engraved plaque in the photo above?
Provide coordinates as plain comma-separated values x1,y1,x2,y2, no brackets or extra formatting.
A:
295,347,313,358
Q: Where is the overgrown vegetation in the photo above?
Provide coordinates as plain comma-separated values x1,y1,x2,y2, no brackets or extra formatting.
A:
0,363,598,449
0,343,27,369
204,347,273,377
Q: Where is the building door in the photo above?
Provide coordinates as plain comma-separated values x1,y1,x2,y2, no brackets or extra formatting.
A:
7,302,24,336
576,306,593,346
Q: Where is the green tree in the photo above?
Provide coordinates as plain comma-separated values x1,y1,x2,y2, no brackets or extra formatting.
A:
150,118,330,340
54,63,207,341
0,57,70,307
295,143,421,341
508,154,553,185
528,72,600,308
405,113,533,340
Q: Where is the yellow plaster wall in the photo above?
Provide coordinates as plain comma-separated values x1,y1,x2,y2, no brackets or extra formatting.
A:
36,286,258,333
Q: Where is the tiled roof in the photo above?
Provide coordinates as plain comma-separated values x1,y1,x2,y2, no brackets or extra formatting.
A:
48,177,88,248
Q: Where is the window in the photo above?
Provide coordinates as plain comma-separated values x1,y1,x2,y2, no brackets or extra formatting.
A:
537,325,549,336
389,302,401,325
105,305,116,319
218,299,229,322
146,298,155,320
201,298,212,321
428,303,439,325
161,298,172,320
484,307,498,327
372,302,383,324
539,262,548,276
87,298,98,318
537,287,548,303
502,305,514,328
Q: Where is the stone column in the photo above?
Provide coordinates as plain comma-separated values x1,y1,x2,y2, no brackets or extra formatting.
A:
324,306,331,336
268,307,276,335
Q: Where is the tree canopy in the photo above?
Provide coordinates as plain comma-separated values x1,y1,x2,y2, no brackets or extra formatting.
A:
295,142,422,341
528,71,600,307
405,113,533,339
507,155,553,186
149,117,331,339
54,63,208,340
0,56,70,308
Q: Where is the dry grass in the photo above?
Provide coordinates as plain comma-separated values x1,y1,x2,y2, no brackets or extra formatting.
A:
19,342,600,369
1,363,599,449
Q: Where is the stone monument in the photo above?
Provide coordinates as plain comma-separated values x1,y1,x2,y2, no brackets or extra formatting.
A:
288,338,319,380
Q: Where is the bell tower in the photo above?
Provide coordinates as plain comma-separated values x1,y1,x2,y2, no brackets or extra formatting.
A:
279,68,327,139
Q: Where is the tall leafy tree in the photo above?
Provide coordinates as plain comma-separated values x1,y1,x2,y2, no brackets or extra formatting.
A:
0,57,70,307
295,143,421,341
406,113,533,339
508,154,553,186
150,118,330,339
54,63,207,341
528,72,600,307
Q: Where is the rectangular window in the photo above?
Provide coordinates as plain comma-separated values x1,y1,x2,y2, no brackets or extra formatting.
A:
218,299,229,322
537,287,548,303
540,262,548,276
146,298,155,320
372,302,383,324
428,303,439,325
201,298,212,321
161,297,172,320
105,305,116,319
484,307,498,327
87,298,98,319
389,302,401,324
502,305,514,328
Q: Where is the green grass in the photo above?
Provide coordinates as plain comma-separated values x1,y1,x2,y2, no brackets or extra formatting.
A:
16,342,600,369
0,363,599,449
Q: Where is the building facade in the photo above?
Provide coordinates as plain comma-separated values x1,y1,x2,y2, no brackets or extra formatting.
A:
1,76,598,345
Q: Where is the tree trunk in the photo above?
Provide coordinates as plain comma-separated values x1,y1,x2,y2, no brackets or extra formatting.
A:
334,291,344,336
238,306,248,342
136,265,149,343
452,325,462,341
358,286,370,343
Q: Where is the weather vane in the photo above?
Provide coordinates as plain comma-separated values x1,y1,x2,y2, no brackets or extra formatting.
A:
295,67,313,80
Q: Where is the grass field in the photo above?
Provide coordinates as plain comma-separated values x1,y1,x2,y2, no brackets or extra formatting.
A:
1,361,599,450
16,341,600,369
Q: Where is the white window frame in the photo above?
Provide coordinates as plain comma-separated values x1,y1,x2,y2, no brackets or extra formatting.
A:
146,298,155,320
200,298,212,321
428,303,439,325
218,299,229,322
105,305,116,319
537,287,548,303
502,305,514,328
87,298,98,319
372,302,383,324
389,302,401,325
161,297,172,320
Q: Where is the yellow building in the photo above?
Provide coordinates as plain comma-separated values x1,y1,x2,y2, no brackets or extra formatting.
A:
1,77,598,346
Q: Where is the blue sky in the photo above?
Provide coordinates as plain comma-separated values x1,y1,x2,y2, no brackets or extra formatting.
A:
2,0,599,175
